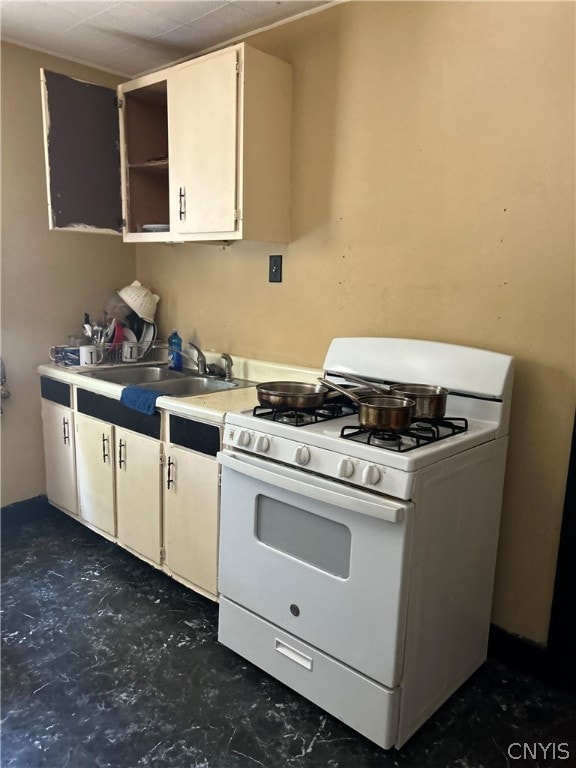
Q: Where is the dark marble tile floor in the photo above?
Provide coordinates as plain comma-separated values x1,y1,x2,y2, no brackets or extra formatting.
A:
2,500,575,768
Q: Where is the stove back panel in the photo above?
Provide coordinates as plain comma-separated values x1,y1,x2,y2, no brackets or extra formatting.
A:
324,338,514,402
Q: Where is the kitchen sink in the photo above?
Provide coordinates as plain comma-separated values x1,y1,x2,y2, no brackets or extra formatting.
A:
78,364,255,396
79,365,186,385
138,377,241,396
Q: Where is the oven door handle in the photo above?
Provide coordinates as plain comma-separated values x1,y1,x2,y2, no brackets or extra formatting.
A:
218,450,404,523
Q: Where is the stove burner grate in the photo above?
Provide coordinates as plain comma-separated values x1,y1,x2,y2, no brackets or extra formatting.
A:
340,416,469,452
412,416,469,436
252,402,355,426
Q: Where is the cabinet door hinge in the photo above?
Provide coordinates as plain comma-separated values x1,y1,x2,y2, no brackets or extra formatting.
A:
234,209,241,222
120,218,126,229
115,96,123,109
160,546,166,564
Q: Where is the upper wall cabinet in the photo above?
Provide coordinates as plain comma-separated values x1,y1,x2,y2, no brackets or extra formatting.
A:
41,44,292,244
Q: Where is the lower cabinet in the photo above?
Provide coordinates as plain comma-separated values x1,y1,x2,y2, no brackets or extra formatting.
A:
40,381,220,601
41,399,78,516
116,426,162,565
75,413,162,562
163,445,219,598
76,413,115,535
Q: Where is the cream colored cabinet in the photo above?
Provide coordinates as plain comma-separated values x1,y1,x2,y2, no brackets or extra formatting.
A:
42,43,291,242
41,399,78,516
162,414,221,600
40,378,221,602
163,445,219,599
75,413,161,550
115,426,163,565
167,48,238,236
75,413,116,536
118,43,291,243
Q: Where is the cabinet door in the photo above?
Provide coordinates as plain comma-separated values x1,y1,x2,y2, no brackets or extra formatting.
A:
116,428,162,564
168,48,239,235
164,446,219,597
41,401,78,515
40,69,122,234
75,413,116,536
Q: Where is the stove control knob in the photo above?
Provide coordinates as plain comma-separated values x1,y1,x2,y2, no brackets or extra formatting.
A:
237,430,252,447
294,445,311,466
337,458,355,479
254,435,270,453
362,464,381,486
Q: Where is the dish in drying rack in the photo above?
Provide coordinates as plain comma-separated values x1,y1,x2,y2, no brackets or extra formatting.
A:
139,321,157,357
112,321,124,348
103,318,122,345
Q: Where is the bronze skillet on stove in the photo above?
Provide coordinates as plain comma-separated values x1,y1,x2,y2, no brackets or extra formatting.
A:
255,380,377,411
325,372,450,420
256,381,331,410
318,378,416,431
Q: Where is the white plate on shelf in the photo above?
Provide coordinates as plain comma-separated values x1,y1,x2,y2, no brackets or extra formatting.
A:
123,328,137,342
142,224,169,233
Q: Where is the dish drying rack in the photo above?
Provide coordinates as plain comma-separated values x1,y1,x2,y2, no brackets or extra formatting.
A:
52,342,168,368
98,342,165,366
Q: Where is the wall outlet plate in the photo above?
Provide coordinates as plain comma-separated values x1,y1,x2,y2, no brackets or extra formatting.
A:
269,255,282,283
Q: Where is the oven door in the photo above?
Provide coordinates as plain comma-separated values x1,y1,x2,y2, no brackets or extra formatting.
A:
217,449,413,688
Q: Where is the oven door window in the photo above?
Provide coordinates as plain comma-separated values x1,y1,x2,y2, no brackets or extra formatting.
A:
256,495,351,578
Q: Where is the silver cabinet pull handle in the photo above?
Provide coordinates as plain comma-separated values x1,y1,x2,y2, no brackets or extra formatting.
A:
178,187,186,220
62,417,70,445
118,439,126,469
166,456,175,489
102,433,109,463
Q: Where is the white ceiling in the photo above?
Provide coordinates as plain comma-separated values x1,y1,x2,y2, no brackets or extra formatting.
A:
0,0,330,77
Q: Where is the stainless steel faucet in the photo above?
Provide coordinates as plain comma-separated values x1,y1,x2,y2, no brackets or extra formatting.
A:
221,353,234,381
187,341,207,376
151,342,206,375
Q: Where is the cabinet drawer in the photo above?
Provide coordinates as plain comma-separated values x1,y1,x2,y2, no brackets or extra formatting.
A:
169,415,220,456
218,597,399,750
40,376,70,407
77,389,160,438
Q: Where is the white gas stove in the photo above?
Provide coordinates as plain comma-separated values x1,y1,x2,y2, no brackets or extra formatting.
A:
221,337,512,496
222,410,502,500
217,338,514,749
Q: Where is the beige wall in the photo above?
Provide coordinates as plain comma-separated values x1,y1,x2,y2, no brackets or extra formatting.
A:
1,43,136,505
137,2,575,644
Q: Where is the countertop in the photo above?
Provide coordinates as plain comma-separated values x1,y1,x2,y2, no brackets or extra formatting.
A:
38,356,322,423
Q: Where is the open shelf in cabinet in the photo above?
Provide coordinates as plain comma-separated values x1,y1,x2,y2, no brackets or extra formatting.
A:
122,80,169,234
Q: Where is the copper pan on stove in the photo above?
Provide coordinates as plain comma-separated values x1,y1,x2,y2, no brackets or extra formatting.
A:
256,381,330,410
318,378,415,431
326,372,449,420
256,380,384,413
